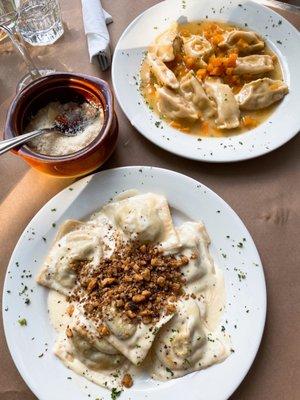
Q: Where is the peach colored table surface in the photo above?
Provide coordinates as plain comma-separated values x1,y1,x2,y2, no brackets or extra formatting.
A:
0,1,299,399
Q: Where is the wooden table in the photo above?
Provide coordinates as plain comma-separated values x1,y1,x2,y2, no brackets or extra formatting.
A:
0,1,299,399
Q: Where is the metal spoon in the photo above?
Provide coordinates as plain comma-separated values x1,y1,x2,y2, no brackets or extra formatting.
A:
0,126,75,156
0,108,99,156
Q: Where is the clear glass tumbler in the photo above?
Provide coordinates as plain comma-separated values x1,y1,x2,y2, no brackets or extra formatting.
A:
18,0,64,46
0,0,56,91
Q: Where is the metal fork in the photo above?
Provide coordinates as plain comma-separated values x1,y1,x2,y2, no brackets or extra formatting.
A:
97,48,111,71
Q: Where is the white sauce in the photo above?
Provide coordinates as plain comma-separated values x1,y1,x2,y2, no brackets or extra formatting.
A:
48,290,71,332
26,101,104,156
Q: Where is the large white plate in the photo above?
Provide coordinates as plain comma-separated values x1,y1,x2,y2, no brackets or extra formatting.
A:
2,166,266,400
112,0,300,162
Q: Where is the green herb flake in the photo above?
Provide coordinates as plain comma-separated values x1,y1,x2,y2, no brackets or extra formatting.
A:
184,358,191,367
166,367,174,376
52,223,56,228
111,388,122,400
18,318,27,326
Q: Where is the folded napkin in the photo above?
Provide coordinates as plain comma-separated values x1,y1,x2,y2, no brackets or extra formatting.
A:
81,0,113,70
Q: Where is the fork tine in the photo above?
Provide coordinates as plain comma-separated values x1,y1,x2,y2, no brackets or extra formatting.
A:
98,51,110,71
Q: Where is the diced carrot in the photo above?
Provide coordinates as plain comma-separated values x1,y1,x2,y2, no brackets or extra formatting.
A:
211,34,224,45
210,66,223,76
179,126,191,132
170,121,182,129
180,28,191,37
196,68,207,80
227,53,237,67
210,57,223,67
183,56,196,68
226,67,234,75
242,116,258,128
201,121,210,135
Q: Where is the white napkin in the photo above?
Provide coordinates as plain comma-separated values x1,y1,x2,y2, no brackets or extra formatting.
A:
81,0,113,69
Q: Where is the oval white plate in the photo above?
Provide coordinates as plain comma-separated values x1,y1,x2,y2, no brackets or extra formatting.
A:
112,0,300,162
3,166,266,400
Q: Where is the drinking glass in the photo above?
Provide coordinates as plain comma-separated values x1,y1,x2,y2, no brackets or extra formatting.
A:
18,0,64,46
0,0,54,91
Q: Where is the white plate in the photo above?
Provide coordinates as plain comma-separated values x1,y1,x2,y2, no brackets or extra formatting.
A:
112,0,300,162
3,166,266,400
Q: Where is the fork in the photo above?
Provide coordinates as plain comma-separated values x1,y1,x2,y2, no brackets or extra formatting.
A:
97,49,111,71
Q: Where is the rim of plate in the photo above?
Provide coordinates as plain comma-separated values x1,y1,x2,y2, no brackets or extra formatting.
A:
112,0,300,162
2,166,267,400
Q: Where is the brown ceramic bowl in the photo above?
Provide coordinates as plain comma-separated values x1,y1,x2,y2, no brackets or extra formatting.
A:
4,72,118,177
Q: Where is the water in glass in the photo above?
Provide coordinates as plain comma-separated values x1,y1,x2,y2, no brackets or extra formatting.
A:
18,0,64,46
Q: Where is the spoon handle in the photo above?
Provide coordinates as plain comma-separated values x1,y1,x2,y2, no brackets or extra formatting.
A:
0,129,48,155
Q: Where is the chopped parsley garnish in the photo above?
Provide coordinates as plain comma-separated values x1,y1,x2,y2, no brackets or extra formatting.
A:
52,223,56,228
184,358,192,367
166,367,174,376
18,318,27,326
111,388,122,400
237,242,243,248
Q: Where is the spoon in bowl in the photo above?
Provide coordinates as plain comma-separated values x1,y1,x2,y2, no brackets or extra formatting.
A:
0,107,99,156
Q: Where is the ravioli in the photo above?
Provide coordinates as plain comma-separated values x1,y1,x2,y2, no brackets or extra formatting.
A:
156,85,199,121
69,301,174,366
236,77,289,110
101,192,180,252
147,52,179,89
234,54,274,75
152,22,179,62
183,34,213,65
150,299,230,380
218,30,264,54
37,220,104,296
204,79,240,129
176,222,215,289
54,332,128,390
179,71,216,118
